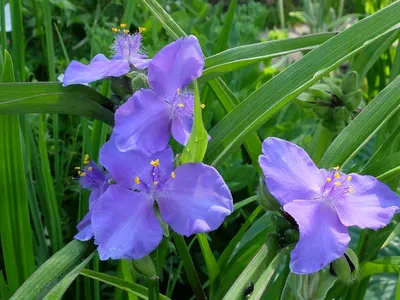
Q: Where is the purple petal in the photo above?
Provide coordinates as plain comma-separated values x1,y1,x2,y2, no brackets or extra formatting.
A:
284,200,350,274
148,35,204,98
259,138,323,206
75,211,94,241
157,163,233,236
334,174,400,230
100,135,174,188
112,33,149,69
62,54,130,86
92,185,163,260
171,115,193,146
114,89,171,153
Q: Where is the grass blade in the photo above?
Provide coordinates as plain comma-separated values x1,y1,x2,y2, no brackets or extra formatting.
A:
215,0,237,53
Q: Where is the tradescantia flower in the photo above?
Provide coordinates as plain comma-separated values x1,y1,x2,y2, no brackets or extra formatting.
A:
84,135,232,260
259,137,400,274
113,35,204,153
74,157,110,241
63,26,150,86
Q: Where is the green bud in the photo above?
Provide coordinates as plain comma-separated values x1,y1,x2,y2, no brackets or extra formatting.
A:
343,90,362,111
271,214,291,233
312,106,333,120
288,270,337,300
132,256,158,279
309,86,332,101
330,248,359,284
333,107,351,121
284,229,299,245
322,77,343,98
341,71,359,94
131,72,149,92
257,177,281,211
295,92,318,108
110,76,133,101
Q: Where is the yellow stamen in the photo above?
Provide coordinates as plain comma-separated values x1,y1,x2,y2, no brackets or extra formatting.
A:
112,27,118,33
88,167,93,171
150,159,160,167
200,104,205,109
334,173,340,179
135,176,140,185
178,103,184,108
349,188,354,194
74,166,80,170
120,23,127,28
153,181,158,185
335,181,342,186
171,172,176,178
347,175,352,181
83,154,90,164
80,172,86,177
138,27,146,34
123,29,129,34
177,88,181,94
78,170,82,175
333,166,340,171
326,177,332,182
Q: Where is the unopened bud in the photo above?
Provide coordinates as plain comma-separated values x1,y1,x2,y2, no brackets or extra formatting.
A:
284,229,299,245
343,90,362,111
131,72,149,92
132,255,157,279
333,107,351,121
312,106,333,120
341,71,359,94
111,76,133,101
330,248,359,284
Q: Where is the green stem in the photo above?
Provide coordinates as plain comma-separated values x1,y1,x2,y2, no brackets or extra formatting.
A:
278,0,285,29
147,277,159,300
173,234,207,300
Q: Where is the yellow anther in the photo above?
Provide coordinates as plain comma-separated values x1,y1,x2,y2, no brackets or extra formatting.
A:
171,172,176,178
335,181,342,186
333,166,340,171
88,166,93,171
334,173,340,179
123,29,129,34
150,159,160,167
349,188,354,194
347,175,352,181
74,166,81,170
78,170,82,175
112,27,118,33
83,154,90,164
80,172,87,177
326,177,332,182
153,181,158,185
135,176,140,184
138,27,146,34
178,103,184,108
177,88,181,94
120,23,127,28
200,104,205,109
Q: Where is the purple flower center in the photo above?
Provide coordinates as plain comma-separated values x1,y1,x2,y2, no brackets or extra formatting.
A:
318,168,354,205
168,89,194,120
112,32,144,63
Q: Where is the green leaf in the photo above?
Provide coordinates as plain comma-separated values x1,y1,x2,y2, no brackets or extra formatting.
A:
80,269,171,300
0,50,35,294
204,3,400,166
319,75,400,168
197,234,220,289
215,0,237,53
180,80,208,163
359,262,400,281
0,83,114,125
202,33,336,83
11,240,94,300
361,152,400,181
382,223,400,249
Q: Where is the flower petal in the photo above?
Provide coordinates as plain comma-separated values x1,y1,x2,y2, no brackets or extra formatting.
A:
92,185,163,260
284,200,350,274
114,89,171,153
74,211,94,241
62,54,130,86
157,163,233,236
334,174,400,230
171,115,193,146
259,137,323,206
100,134,174,188
148,35,204,98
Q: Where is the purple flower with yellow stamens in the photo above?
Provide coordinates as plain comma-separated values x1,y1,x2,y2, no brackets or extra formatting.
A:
259,137,400,274
63,26,150,87
75,158,110,241
86,135,232,260
113,35,204,153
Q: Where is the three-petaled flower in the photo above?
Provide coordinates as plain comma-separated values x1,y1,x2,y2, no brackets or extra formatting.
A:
63,29,149,86
76,135,233,260
259,137,400,274
113,35,204,153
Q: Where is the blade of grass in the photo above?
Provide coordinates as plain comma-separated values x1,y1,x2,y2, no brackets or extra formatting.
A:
9,0,25,81
215,0,236,53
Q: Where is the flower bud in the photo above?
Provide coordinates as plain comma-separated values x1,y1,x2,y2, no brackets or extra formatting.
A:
312,106,333,120
341,71,359,94
333,107,351,121
322,77,342,98
343,90,362,111
131,72,149,92
295,92,318,108
309,85,332,101
330,248,359,284
284,228,299,245
110,76,133,101
257,177,281,211
132,255,158,280
271,214,291,233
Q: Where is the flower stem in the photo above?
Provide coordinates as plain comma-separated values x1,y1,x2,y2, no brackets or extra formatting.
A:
173,234,207,300
147,277,159,300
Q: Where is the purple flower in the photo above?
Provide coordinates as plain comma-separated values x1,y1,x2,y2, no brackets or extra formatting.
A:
75,160,110,241
89,136,232,260
63,32,150,86
113,35,204,153
259,137,400,274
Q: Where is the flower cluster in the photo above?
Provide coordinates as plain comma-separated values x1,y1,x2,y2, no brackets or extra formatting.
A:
67,28,233,260
259,138,400,274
